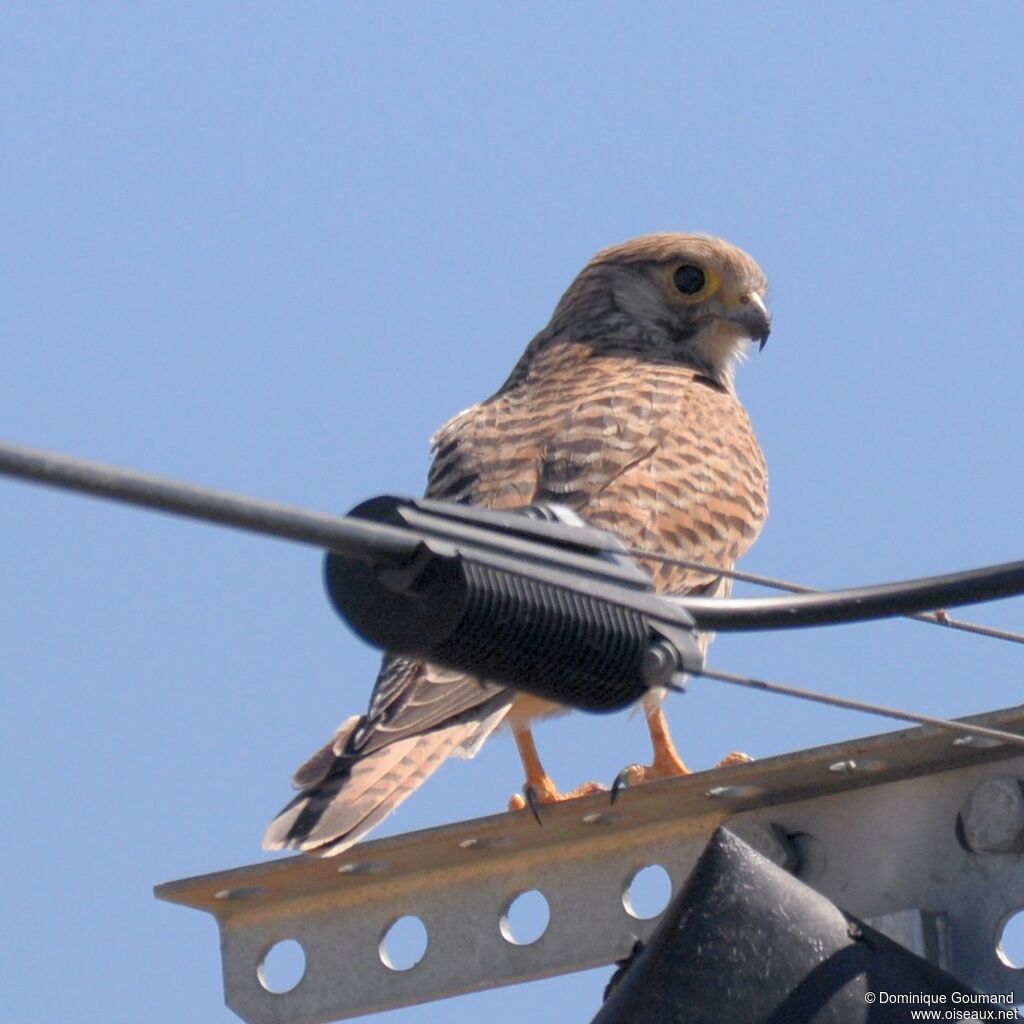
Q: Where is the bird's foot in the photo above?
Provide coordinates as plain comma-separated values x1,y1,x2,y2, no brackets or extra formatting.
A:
610,750,753,802
508,780,608,820
716,750,754,767
610,757,691,802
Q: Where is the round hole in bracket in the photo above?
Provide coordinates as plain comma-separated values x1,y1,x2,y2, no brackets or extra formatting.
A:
500,889,551,945
257,938,306,994
997,909,1024,969
623,864,672,920
379,915,428,971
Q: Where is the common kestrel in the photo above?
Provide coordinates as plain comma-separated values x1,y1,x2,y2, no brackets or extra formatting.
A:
264,233,770,856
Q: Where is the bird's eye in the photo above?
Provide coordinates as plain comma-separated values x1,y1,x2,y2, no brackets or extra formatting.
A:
672,264,707,295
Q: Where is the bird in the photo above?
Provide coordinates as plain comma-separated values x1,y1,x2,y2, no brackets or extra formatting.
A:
264,232,771,856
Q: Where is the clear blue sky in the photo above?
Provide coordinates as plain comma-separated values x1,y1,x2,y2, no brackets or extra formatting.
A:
3,5,1024,1023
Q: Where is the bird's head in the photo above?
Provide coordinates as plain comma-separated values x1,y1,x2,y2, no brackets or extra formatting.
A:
545,233,771,386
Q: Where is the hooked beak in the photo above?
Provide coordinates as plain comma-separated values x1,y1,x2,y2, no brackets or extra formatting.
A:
726,291,772,351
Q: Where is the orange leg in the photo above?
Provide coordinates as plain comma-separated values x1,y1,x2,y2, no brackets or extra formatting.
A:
646,705,690,776
507,726,606,812
617,706,753,791
616,706,692,788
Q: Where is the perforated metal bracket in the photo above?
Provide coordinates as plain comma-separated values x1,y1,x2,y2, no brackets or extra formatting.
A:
156,705,1024,1024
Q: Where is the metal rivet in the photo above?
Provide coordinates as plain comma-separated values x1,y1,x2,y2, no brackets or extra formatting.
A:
829,758,885,774
459,836,513,851
582,811,623,825
214,886,264,901
706,784,764,800
953,735,1002,749
338,860,390,875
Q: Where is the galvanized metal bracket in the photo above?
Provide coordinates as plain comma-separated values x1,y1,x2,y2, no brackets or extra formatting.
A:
155,706,1024,1024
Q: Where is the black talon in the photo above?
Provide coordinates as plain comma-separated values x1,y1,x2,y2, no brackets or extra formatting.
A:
523,785,543,826
610,768,632,805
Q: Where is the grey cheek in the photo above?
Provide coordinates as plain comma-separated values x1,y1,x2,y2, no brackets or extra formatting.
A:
670,321,699,348
612,276,668,326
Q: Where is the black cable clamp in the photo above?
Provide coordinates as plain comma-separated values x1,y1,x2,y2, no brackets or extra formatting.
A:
323,496,704,712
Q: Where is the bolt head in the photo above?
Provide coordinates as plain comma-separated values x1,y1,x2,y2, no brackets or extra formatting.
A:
958,776,1024,854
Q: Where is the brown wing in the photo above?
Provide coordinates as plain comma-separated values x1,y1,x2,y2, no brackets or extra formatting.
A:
263,403,539,855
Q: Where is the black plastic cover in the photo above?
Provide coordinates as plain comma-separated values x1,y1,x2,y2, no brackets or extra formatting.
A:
323,496,666,712
593,828,1009,1023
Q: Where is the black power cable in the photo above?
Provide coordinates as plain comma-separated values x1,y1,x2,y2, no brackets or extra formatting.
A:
2,440,1023,632
3,439,1024,746
0,441,420,568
